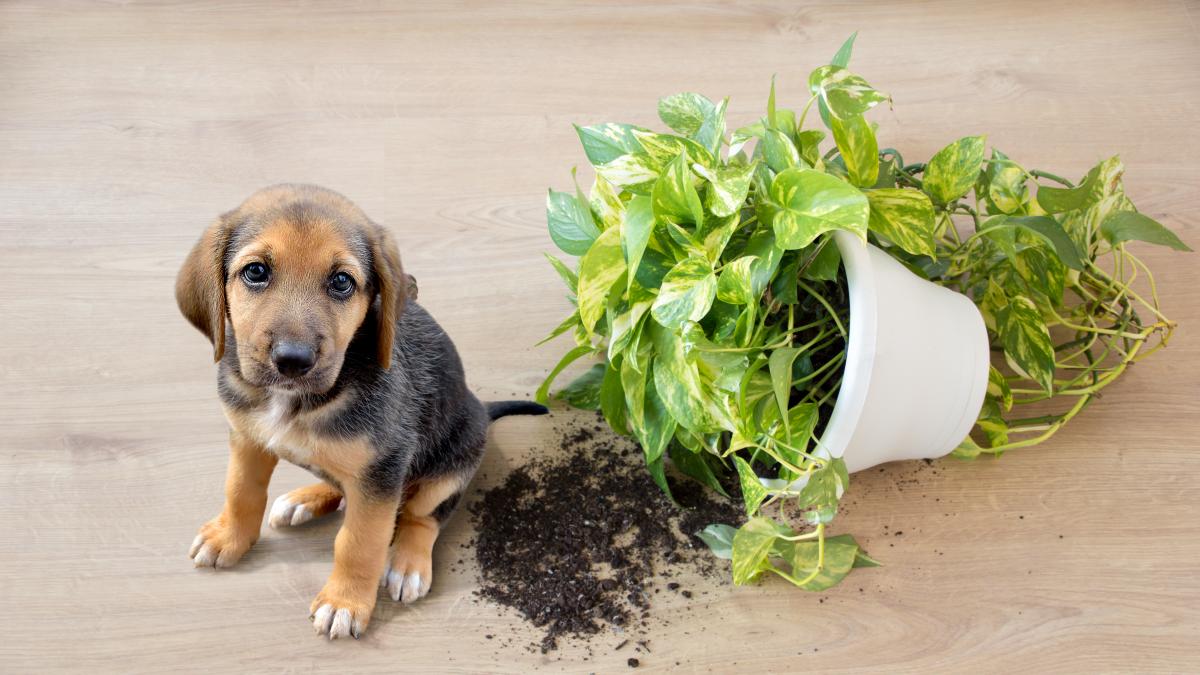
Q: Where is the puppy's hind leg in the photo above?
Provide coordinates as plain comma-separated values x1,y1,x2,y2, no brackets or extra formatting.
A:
269,482,344,529
383,473,467,604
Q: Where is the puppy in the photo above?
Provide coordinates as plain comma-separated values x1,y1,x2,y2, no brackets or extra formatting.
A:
176,184,546,639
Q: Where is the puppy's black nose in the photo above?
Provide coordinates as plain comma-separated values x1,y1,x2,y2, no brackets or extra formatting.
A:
271,341,316,378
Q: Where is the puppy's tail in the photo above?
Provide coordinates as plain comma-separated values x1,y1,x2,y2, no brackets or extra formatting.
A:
486,400,549,421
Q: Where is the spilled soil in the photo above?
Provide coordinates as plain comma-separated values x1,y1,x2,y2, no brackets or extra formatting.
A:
468,414,742,654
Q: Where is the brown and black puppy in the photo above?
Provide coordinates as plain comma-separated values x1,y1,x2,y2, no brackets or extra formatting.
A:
176,184,545,639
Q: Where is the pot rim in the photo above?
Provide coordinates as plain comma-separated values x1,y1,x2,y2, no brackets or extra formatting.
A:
812,231,878,464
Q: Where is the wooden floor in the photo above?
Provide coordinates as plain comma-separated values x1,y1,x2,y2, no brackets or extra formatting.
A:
2,1,1198,672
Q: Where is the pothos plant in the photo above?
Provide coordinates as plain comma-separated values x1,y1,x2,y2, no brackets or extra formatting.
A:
535,34,1189,591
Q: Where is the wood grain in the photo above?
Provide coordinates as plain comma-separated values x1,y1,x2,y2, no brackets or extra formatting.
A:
1,1,1197,672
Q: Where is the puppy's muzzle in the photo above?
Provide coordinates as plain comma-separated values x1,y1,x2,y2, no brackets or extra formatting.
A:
271,340,317,378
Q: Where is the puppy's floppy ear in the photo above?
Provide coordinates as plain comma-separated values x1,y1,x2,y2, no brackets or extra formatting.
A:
369,225,407,370
176,215,233,363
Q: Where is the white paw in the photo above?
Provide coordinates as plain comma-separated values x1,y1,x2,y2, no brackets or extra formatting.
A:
189,534,218,567
268,495,313,529
383,563,431,604
188,529,248,568
312,603,363,640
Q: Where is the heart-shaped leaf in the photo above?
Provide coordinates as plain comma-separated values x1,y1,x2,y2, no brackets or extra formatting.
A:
547,189,601,255
770,168,869,249
651,256,717,328
924,135,987,205
1101,211,1192,251
866,188,936,256
577,227,626,333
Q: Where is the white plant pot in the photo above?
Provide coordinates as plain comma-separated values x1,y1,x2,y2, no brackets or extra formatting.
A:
812,231,990,473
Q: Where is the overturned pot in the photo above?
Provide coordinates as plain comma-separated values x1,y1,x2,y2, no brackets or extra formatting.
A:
812,231,990,473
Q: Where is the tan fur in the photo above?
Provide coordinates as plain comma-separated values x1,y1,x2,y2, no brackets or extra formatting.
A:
224,402,374,488
369,226,406,369
310,485,400,634
402,474,466,518
282,482,343,516
176,216,235,362
384,473,467,601
226,217,373,392
190,430,278,567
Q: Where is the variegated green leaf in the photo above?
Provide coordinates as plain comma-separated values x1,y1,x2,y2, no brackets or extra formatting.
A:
983,149,1027,215
696,97,728,158
589,174,625,231
652,151,705,226
762,127,801,173
620,195,654,290
620,352,647,431
632,129,715,169
608,299,651,361
770,167,869,249
1036,156,1123,214
865,188,936,256
924,135,987,205
985,215,1083,270
650,255,717,328
795,458,849,511
698,213,739,263
829,111,878,187
536,310,579,346
729,120,764,157
782,402,819,453
639,367,677,464
731,516,791,584
697,524,736,560
557,363,604,410
978,414,1009,448
1101,211,1192,251
953,437,983,460
801,238,841,281
995,294,1055,394
695,161,756,218
658,92,727,157
598,357,627,434
796,129,826,167
808,65,889,117
716,255,758,305
535,344,594,405
776,534,859,591
574,122,646,166
831,31,857,68
733,456,769,516
987,365,1013,411
546,188,600,255
650,323,711,431
576,227,626,333
658,92,715,137
594,152,660,195
543,252,578,293
768,347,802,436
744,229,784,297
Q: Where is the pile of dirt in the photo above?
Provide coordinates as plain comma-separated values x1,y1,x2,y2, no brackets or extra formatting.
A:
468,414,742,653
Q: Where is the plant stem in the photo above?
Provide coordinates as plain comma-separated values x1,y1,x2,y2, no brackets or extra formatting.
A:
1029,169,1074,188
797,280,848,337
797,95,817,131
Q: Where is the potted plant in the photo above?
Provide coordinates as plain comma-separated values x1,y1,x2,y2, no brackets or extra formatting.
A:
536,34,1188,590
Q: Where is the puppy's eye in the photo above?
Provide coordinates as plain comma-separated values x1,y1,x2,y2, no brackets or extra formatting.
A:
328,271,356,298
241,262,270,286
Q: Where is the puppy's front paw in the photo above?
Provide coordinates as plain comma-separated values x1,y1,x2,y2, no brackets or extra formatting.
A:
310,585,375,640
189,516,255,568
